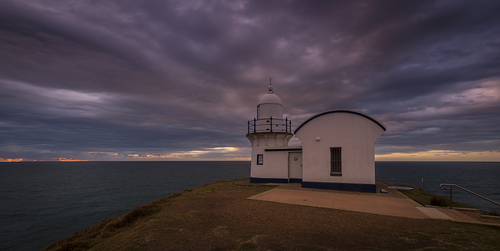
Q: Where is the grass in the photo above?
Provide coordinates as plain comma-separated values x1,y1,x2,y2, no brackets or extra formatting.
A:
489,208,500,216
296,246,328,251
384,183,500,219
406,223,500,250
430,194,448,206
239,242,257,250
43,179,500,251
43,178,276,251
239,235,255,241
42,179,240,251
384,182,473,208
43,197,170,251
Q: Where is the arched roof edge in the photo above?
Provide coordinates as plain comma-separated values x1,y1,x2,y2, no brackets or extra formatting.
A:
293,109,387,134
258,102,284,106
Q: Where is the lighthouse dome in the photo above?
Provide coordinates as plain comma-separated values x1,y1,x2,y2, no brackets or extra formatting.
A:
258,84,283,106
258,94,283,106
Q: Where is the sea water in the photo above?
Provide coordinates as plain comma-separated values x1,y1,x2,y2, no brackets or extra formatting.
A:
0,161,499,251
0,161,250,251
375,161,500,212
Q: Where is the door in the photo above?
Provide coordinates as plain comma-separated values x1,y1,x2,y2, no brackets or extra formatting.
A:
289,152,303,182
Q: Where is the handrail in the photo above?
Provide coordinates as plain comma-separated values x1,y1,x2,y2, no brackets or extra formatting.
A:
439,183,500,209
247,118,292,133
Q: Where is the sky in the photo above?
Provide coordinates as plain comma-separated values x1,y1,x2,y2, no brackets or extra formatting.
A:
1,0,500,162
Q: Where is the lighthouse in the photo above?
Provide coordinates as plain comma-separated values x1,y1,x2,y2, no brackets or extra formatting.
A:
246,82,295,183
245,80,386,192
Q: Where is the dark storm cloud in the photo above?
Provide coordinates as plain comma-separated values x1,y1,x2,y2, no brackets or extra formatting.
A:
1,0,500,161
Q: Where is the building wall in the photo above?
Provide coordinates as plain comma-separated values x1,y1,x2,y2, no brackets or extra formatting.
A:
258,103,283,119
295,112,385,186
251,150,289,180
247,133,293,182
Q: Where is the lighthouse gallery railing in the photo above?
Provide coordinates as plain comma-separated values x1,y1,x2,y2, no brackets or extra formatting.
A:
247,117,291,134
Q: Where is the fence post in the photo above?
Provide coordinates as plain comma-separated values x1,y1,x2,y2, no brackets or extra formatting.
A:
285,118,288,133
449,186,453,209
253,118,256,133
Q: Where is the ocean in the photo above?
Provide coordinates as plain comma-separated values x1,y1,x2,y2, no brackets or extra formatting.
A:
0,161,499,251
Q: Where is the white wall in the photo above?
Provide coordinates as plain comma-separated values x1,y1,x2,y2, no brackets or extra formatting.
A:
295,112,385,185
247,133,293,179
256,103,284,132
251,150,289,179
258,103,283,119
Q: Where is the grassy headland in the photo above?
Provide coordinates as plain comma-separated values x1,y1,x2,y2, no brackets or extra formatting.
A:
44,179,500,251
384,182,500,216
383,182,473,208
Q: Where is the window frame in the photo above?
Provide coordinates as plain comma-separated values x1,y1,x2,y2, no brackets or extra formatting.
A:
257,154,263,165
330,147,342,176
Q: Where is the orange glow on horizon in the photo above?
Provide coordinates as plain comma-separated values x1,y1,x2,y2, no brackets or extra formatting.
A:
376,150,500,161
1,158,90,162
231,157,251,161
56,158,89,162
0,158,24,162
125,147,246,160
4,149,499,163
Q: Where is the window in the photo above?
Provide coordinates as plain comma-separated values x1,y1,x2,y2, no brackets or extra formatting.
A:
257,154,263,165
330,147,341,175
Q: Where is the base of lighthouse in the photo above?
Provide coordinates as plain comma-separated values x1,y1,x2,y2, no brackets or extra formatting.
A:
246,132,298,183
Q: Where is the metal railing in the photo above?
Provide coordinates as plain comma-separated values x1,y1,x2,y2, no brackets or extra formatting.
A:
439,184,500,209
247,117,292,134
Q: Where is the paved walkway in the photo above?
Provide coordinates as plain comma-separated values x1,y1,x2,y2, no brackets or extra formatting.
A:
239,181,488,225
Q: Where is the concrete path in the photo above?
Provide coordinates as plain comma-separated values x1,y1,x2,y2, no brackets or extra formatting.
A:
243,181,486,224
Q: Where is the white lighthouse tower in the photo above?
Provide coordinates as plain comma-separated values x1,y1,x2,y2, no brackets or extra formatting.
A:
246,81,294,183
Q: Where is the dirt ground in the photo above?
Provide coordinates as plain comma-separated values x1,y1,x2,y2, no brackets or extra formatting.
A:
87,181,500,251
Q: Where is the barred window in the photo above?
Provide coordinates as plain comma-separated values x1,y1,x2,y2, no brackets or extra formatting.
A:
257,154,263,165
330,147,342,174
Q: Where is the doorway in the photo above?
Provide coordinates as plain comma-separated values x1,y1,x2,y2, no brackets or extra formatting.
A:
288,152,303,183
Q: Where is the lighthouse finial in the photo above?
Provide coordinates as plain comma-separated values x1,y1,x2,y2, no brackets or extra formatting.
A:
268,77,274,94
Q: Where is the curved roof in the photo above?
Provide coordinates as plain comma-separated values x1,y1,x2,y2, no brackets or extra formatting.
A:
258,84,283,106
258,93,283,106
294,109,386,134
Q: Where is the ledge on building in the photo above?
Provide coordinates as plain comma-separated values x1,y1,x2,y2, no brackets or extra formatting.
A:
250,177,290,183
264,146,303,152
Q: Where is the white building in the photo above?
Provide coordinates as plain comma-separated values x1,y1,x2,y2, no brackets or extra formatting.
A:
246,84,386,193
